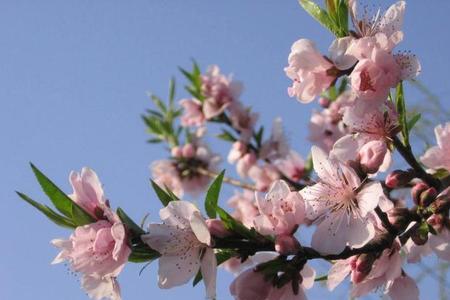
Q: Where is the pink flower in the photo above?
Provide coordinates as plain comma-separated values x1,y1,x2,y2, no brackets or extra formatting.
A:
308,109,347,153
52,168,131,300
254,180,305,236
349,1,406,39
327,241,419,300
332,100,399,173
201,65,243,119
142,201,217,299
228,190,259,229
358,140,388,174
260,118,290,161
285,39,336,103
230,263,315,300
300,146,392,254
248,164,280,192
228,102,259,142
151,159,184,197
421,122,450,171
349,47,400,101
274,150,305,182
179,98,205,127
228,141,257,178
151,142,221,197
69,167,109,220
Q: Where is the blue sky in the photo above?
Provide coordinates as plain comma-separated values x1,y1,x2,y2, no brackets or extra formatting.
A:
1,1,449,299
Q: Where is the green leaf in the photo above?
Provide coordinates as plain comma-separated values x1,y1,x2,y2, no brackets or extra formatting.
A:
72,204,95,226
30,163,73,218
216,206,256,240
407,113,421,132
254,126,264,147
30,163,95,225
17,191,76,229
169,78,176,108
150,94,167,113
205,170,225,218
117,207,146,236
298,0,337,36
314,274,328,282
150,180,177,206
216,130,237,142
128,246,160,263
193,249,237,286
395,82,409,145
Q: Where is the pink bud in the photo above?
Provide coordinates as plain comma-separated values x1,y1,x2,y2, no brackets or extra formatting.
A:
206,219,231,238
420,187,437,207
274,235,300,255
182,143,195,158
411,182,429,205
171,146,182,158
385,170,414,188
358,140,387,174
318,97,331,108
351,254,375,283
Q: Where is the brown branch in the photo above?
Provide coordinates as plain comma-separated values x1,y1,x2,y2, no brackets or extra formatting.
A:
196,167,258,191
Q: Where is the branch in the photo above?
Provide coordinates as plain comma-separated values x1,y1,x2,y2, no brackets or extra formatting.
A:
196,167,258,191
392,136,441,189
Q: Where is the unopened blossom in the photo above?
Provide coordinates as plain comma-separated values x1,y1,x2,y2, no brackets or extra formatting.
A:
142,201,217,299
248,164,280,192
328,240,419,300
300,146,392,254
274,150,305,182
52,168,131,300
201,65,243,119
421,122,450,172
254,180,305,236
151,142,221,197
230,263,315,300
332,100,399,173
179,98,205,127
228,141,257,178
285,39,337,103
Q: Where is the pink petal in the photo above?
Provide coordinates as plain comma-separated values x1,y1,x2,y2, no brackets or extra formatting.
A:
189,211,211,246
158,248,201,289
327,259,351,291
356,182,385,217
200,248,217,299
159,201,199,229
81,275,122,300
387,275,419,300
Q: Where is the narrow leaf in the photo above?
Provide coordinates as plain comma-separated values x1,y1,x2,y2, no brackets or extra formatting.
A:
117,207,146,236
150,180,176,206
205,170,225,218
407,113,421,132
17,191,76,229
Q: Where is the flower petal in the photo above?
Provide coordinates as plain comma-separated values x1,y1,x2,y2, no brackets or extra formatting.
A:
158,248,201,289
201,248,217,299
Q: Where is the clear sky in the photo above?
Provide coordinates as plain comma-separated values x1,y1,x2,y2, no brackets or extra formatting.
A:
1,1,449,299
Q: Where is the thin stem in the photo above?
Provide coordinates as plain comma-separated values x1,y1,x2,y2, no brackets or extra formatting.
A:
196,167,258,191
392,136,441,189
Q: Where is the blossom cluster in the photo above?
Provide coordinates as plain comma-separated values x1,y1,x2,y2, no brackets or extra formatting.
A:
19,1,449,300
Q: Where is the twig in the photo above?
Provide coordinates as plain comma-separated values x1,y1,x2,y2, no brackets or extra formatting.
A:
196,167,258,191
392,136,441,189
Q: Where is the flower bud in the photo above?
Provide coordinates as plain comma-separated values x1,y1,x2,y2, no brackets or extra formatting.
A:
205,219,231,238
171,146,182,158
358,140,387,174
351,253,376,283
388,207,411,232
182,143,195,158
411,182,429,205
419,187,437,207
274,235,301,255
319,97,331,108
385,170,414,188
410,223,429,245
